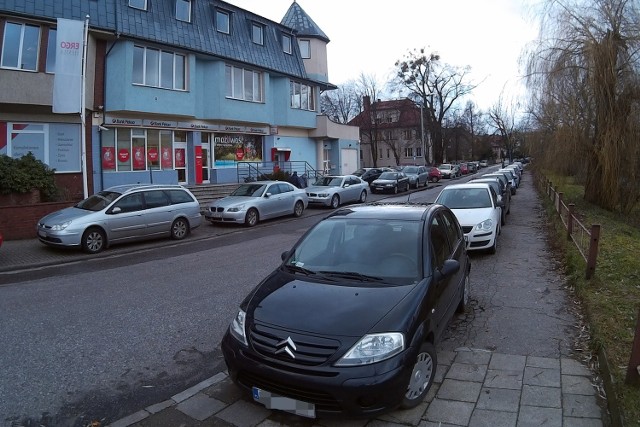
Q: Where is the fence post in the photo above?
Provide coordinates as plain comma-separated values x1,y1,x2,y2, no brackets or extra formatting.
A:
567,204,575,241
626,309,640,386
557,192,563,214
585,224,600,279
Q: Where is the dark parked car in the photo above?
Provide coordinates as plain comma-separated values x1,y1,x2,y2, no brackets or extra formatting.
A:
370,171,410,194
221,202,471,419
351,167,390,184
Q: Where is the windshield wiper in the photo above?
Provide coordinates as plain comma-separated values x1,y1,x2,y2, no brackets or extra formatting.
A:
284,264,317,276
318,271,385,282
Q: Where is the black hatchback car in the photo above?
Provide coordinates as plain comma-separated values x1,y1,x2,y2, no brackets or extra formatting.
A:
221,202,471,419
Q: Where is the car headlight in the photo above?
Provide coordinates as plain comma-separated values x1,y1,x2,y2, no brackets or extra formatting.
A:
229,309,248,346
473,218,494,232
227,204,245,212
50,220,72,231
335,333,404,366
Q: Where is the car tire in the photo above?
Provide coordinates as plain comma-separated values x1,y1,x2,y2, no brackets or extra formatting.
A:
81,227,106,254
501,212,506,226
401,341,436,409
171,218,189,240
456,273,470,313
245,208,259,227
359,190,367,203
430,176,437,183
330,194,340,209
293,201,304,217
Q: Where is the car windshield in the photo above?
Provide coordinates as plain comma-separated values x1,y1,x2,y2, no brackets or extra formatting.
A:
313,176,344,187
75,191,121,211
378,172,398,180
439,164,452,170
437,188,492,209
403,166,418,174
230,184,267,197
284,218,421,285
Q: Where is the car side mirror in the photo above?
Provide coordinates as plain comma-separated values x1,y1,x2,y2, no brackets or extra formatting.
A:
343,184,350,188
264,193,271,198
110,206,122,214
435,259,460,281
496,200,505,208
281,250,290,261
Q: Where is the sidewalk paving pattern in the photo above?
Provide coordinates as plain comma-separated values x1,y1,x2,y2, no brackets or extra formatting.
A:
0,174,610,427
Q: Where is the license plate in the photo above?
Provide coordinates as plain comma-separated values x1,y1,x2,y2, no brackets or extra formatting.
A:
212,212,222,218
252,387,315,418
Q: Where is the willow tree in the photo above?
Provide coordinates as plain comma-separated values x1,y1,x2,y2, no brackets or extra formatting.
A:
394,48,477,164
525,0,640,212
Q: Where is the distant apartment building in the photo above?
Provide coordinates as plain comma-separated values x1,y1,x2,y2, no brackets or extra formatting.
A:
0,0,359,199
349,96,427,169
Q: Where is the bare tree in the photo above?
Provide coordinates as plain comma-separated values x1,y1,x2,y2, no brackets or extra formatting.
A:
488,91,520,164
394,48,478,164
320,80,360,124
350,73,385,167
525,0,640,212
459,101,484,160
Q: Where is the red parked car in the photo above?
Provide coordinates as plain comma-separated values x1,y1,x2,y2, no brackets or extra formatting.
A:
459,163,469,174
428,166,442,183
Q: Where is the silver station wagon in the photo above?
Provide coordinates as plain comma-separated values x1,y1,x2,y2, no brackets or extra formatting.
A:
36,184,202,254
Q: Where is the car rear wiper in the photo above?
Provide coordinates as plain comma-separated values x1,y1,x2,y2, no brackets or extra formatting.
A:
318,271,385,282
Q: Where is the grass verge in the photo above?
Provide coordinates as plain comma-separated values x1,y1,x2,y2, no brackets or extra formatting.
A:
537,171,640,427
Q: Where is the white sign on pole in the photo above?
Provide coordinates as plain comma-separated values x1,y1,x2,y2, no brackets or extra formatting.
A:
53,18,84,113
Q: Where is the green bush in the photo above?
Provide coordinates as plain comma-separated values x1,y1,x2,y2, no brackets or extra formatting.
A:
0,153,58,201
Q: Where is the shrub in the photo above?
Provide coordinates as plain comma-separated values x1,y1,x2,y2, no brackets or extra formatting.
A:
0,153,59,201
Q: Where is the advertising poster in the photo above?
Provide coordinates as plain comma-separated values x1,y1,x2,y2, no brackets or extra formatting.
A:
118,148,130,163
213,133,262,167
175,148,185,168
133,146,145,170
102,147,115,170
147,147,159,163
161,147,173,168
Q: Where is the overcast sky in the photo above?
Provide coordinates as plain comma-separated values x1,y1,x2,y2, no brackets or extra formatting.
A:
226,0,541,111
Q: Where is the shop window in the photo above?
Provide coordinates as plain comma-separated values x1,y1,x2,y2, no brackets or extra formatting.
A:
289,81,315,111
108,128,179,172
1,22,40,71
225,64,263,102
216,9,230,34
299,39,310,59
251,23,264,45
176,0,191,23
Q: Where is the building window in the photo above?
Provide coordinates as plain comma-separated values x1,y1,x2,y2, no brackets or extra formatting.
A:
45,28,57,73
290,81,315,111
252,23,264,45
1,22,40,71
282,34,292,54
129,0,147,10
133,46,186,90
216,10,230,34
379,149,383,160
416,147,423,157
176,0,191,22
405,147,414,157
103,128,177,172
299,39,310,58
225,64,263,102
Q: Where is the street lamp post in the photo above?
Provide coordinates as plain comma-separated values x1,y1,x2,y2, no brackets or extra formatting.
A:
419,103,425,165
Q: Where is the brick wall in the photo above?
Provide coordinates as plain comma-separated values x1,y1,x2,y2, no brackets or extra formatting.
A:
0,201,76,240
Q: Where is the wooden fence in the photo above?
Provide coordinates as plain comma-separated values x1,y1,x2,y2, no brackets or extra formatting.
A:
535,173,600,279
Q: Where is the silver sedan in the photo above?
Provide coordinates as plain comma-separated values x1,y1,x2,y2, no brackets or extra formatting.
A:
204,181,308,227
305,175,369,208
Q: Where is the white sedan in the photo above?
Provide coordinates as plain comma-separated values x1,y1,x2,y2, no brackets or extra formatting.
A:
305,175,369,208
434,183,504,254
204,181,308,227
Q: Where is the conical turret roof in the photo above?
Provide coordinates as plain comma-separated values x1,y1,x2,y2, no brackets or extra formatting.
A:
281,1,330,43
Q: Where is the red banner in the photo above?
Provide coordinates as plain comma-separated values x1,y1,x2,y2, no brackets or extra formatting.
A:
148,147,159,163
133,146,145,170
175,148,185,168
102,147,116,170
161,147,173,168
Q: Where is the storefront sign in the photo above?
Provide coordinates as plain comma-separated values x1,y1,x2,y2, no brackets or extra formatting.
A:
107,117,142,126
143,120,177,128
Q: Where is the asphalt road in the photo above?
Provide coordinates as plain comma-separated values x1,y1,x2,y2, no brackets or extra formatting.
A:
0,167,581,427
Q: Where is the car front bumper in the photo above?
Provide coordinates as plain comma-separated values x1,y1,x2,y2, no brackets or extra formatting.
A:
463,229,496,250
221,331,414,418
204,210,247,224
36,226,82,248
306,196,332,206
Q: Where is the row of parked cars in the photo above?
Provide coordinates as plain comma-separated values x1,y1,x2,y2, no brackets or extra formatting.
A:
432,161,525,254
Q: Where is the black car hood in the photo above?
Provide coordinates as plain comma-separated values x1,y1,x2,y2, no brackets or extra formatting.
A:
249,275,416,337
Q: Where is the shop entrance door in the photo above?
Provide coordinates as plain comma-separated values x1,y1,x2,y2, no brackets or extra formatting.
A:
201,133,211,183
